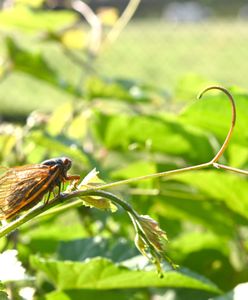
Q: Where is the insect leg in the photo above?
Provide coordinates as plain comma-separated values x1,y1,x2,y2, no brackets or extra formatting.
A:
58,182,61,195
66,175,80,189
44,191,51,205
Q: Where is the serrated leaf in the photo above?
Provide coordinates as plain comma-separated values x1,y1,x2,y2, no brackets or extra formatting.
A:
75,170,117,211
30,256,221,293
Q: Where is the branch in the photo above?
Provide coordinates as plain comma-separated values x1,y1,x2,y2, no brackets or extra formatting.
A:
100,0,141,51
0,86,238,237
71,0,102,55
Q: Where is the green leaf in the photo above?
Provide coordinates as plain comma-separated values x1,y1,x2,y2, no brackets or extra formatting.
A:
167,232,236,290
0,291,9,300
111,160,156,179
154,189,237,237
0,6,77,33
58,238,138,262
27,130,88,166
19,211,88,254
0,72,75,116
170,232,229,259
173,170,248,220
30,256,221,293
45,289,148,300
85,77,153,103
179,90,248,147
46,102,74,136
211,282,248,300
6,36,57,83
5,37,76,94
15,0,44,8
175,73,215,102
93,113,214,163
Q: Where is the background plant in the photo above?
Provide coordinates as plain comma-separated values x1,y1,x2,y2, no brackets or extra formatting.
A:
0,1,248,300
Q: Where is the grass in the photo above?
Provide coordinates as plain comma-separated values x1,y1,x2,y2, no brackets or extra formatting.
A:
0,19,248,117
97,20,248,90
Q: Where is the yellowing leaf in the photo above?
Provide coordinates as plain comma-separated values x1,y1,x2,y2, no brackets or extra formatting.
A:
61,29,86,49
15,0,44,7
78,168,104,188
47,102,73,135
138,215,168,252
81,196,117,212
76,169,117,212
97,8,119,26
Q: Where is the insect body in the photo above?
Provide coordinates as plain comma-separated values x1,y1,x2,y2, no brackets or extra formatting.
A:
0,157,80,220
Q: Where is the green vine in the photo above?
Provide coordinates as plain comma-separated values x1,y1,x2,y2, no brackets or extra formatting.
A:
1,86,245,275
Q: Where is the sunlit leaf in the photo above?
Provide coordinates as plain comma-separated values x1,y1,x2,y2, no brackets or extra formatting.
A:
45,289,148,300
179,90,248,147
58,237,137,262
30,256,221,293
61,29,86,49
173,170,248,220
93,113,214,163
0,6,77,32
97,8,119,26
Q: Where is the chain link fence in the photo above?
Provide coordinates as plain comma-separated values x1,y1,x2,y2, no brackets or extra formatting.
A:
93,0,248,90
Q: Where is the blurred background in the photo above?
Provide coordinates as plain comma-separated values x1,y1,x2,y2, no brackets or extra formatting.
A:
1,1,248,300
1,0,248,120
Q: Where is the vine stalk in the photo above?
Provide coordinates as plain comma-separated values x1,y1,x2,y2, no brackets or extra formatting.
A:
0,86,243,239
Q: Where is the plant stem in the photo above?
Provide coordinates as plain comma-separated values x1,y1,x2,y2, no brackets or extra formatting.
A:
0,190,138,238
213,163,248,176
71,0,102,55
0,86,239,239
101,0,141,51
198,86,236,163
0,161,213,238
95,162,211,191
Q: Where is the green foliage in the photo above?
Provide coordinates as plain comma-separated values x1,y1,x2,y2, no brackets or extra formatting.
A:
30,255,220,292
0,2,248,300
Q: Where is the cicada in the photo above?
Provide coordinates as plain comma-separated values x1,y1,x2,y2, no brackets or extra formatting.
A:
0,157,80,220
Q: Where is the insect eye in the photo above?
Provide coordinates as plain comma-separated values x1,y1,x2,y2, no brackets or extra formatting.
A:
63,158,71,166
